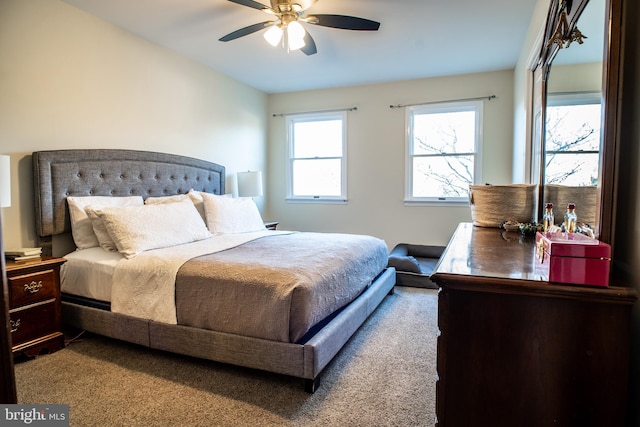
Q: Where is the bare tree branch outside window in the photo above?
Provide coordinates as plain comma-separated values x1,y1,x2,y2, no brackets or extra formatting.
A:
415,130,473,197
545,103,600,186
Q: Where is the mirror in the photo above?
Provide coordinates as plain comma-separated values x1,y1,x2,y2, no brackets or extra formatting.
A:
530,0,623,248
542,0,606,230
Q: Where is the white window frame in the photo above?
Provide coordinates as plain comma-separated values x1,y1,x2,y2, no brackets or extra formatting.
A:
285,111,348,203
404,100,483,205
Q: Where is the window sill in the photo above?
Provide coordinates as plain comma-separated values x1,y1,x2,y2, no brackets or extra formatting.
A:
286,198,348,205
403,199,469,207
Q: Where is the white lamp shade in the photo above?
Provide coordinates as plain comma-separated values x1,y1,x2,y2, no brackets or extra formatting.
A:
287,21,306,51
264,25,283,47
0,155,10,208
237,171,263,198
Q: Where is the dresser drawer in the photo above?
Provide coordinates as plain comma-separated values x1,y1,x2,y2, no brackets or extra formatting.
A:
9,301,58,347
8,269,57,308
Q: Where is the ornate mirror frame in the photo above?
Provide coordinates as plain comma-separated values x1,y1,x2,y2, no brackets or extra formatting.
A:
534,0,623,247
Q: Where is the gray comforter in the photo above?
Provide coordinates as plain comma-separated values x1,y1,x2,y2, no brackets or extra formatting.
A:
175,232,389,343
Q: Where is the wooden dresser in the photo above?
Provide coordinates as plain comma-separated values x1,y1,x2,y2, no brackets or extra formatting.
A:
6,257,66,357
431,223,636,427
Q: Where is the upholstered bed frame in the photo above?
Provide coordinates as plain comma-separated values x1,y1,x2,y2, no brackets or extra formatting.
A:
32,149,396,392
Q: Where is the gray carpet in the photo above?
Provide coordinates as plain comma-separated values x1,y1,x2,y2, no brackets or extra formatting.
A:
14,287,438,426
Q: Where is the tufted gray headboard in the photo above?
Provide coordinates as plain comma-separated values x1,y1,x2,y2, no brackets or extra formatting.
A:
33,149,225,254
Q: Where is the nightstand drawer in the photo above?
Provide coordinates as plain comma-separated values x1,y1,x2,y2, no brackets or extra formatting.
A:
8,269,57,308
6,257,66,357
9,300,58,347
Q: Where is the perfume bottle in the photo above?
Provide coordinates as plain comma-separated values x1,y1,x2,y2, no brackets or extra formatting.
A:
543,203,554,232
564,203,577,233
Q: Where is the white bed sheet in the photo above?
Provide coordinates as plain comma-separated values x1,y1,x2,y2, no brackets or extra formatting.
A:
61,247,123,302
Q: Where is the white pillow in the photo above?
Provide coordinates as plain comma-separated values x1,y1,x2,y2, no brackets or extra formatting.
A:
145,191,207,222
144,194,191,204
84,206,118,252
95,199,212,258
201,193,266,234
66,196,144,249
187,189,204,202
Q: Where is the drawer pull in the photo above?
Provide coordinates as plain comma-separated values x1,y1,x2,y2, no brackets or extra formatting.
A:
24,280,43,294
10,319,21,333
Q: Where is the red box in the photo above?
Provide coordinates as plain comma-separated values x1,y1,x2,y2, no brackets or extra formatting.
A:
534,231,611,287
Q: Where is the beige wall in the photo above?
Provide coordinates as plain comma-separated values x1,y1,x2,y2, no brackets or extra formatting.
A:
3,0,640,420
546,62,603,92
267,71,515,250
512,0,550,184
0,0,268,249
0,0,545,253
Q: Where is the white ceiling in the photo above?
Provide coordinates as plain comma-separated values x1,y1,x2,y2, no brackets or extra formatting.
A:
62,0,539,94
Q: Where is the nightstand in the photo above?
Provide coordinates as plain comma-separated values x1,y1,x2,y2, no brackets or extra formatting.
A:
6,257,66,357
264,221,279,230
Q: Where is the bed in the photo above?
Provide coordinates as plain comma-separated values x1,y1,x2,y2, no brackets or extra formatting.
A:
32,149,395,392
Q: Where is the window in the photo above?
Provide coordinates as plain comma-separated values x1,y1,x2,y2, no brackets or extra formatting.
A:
545,92,601,186
286,111,347,202
405,100,483,204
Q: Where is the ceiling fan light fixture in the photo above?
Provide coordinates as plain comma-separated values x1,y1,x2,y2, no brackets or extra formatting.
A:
286,21,306,50
221,0,380,56
263,24,283,46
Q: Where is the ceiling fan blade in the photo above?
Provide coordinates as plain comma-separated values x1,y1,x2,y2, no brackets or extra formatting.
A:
227,0,271,12
219,21,273,42
309,14,380,31
301,31,317,55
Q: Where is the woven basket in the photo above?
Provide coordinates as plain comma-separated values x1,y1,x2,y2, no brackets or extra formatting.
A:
469,184,538,227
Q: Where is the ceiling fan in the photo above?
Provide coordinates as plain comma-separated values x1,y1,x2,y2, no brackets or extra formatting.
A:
219,0,380,55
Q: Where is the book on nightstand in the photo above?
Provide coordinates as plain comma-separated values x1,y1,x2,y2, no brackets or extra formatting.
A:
5,247,43,262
